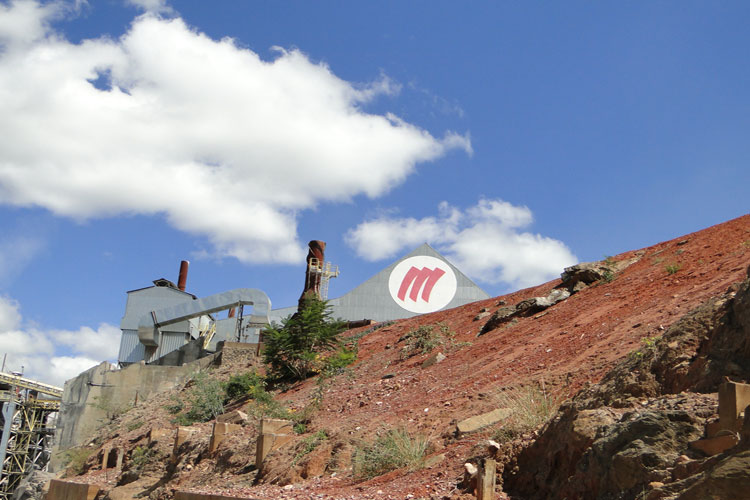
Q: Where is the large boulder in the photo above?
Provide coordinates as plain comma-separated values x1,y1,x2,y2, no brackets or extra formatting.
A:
480,289,571,335
560,262,610,289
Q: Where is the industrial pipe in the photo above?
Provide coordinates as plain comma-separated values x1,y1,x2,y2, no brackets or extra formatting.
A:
178,260,189,291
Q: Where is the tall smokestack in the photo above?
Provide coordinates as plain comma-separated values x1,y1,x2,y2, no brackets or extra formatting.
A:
298,241,325,306
178,260,189,291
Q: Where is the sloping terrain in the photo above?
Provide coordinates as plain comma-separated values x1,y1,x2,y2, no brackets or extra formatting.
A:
59,214,750,499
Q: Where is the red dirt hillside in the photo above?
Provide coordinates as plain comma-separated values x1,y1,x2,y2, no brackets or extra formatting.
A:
69,214,749,500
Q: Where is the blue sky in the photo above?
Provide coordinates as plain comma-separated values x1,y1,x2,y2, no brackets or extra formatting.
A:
0,0,748,385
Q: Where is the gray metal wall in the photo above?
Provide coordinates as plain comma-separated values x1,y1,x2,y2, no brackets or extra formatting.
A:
117,329,145,364
118,286,196,365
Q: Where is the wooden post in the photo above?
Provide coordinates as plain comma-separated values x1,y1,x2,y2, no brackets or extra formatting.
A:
477,458,496,500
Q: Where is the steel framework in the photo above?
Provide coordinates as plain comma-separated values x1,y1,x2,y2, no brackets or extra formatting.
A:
307,257,339,300
0,373,61,500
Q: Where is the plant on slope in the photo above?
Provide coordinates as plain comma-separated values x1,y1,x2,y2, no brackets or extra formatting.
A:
352,428,430,479
492,382,562,442
223,371,267,402
399,322,455,359
665,263,681,275
263,297,347,381
61,447,95,476
130,445,156,472
292,429,329,465
171,371,225,425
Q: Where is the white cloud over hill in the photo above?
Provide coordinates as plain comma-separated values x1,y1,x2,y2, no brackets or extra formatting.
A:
345,198,578,289
0,1,470,264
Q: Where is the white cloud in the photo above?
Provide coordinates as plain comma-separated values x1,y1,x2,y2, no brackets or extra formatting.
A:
125,0,172,14
48,355,101,384
50,323,121,361
0,234,45,286
0,0,61,46
0,2,471,264
0,295,117,386
0,294,21,330
345,198,578,289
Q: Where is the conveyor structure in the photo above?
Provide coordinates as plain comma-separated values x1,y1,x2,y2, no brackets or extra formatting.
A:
0,372,62,500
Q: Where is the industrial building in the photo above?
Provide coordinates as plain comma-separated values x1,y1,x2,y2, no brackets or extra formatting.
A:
117,261,271,367
269,243,489,323
116,243,486,367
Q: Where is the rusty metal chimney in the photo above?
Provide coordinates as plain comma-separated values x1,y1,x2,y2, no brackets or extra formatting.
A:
178,260,189,291
298,240,325,306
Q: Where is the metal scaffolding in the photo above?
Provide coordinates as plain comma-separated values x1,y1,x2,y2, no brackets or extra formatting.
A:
306,257,339,300
0,373,61,500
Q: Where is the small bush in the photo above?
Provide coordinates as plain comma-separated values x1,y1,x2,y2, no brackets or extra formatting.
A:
130,445,156,472
172,372,225,425
630,335,661,359
263,297,347,381
492,383,561,442
223,371,266,402
665,263,681,275
293,430,328,464
353,428,430,479
126,419,144,431
165,396,184,415
399,322,455,359
321,347,357,376
62,447,95,476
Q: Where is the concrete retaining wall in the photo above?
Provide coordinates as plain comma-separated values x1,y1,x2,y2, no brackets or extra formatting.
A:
45,479,99,500
51,353,218,471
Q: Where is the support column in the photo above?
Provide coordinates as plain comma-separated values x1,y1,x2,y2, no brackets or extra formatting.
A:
0,395,16,478
476,458,496,500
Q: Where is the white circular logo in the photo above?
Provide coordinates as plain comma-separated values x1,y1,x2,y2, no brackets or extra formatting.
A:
388,256,457,313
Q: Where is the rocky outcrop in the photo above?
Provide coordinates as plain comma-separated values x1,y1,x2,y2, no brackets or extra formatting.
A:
505,272,750,500
479,289,571,335
656,448,750,500
560,256,639,294
560,261,611,290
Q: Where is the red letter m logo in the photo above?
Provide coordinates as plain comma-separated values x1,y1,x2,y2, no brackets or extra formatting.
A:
397,266,446,303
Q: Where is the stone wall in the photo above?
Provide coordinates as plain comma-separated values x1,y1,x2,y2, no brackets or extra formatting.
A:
217,342,263,369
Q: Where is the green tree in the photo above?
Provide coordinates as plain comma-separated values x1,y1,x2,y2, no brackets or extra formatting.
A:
263,297,346,381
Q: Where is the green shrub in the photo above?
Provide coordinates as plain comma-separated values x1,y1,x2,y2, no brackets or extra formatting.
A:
492,383,561,442
172,372,225,425
263,297,347,381
165,396,184,415
126,419,144,431
399,322,455,359
62,447,95,476
665,263,681,275
293,430,328,464
352,428,430,479
223,371,267,402
130,445,155,471
321,347,357,376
